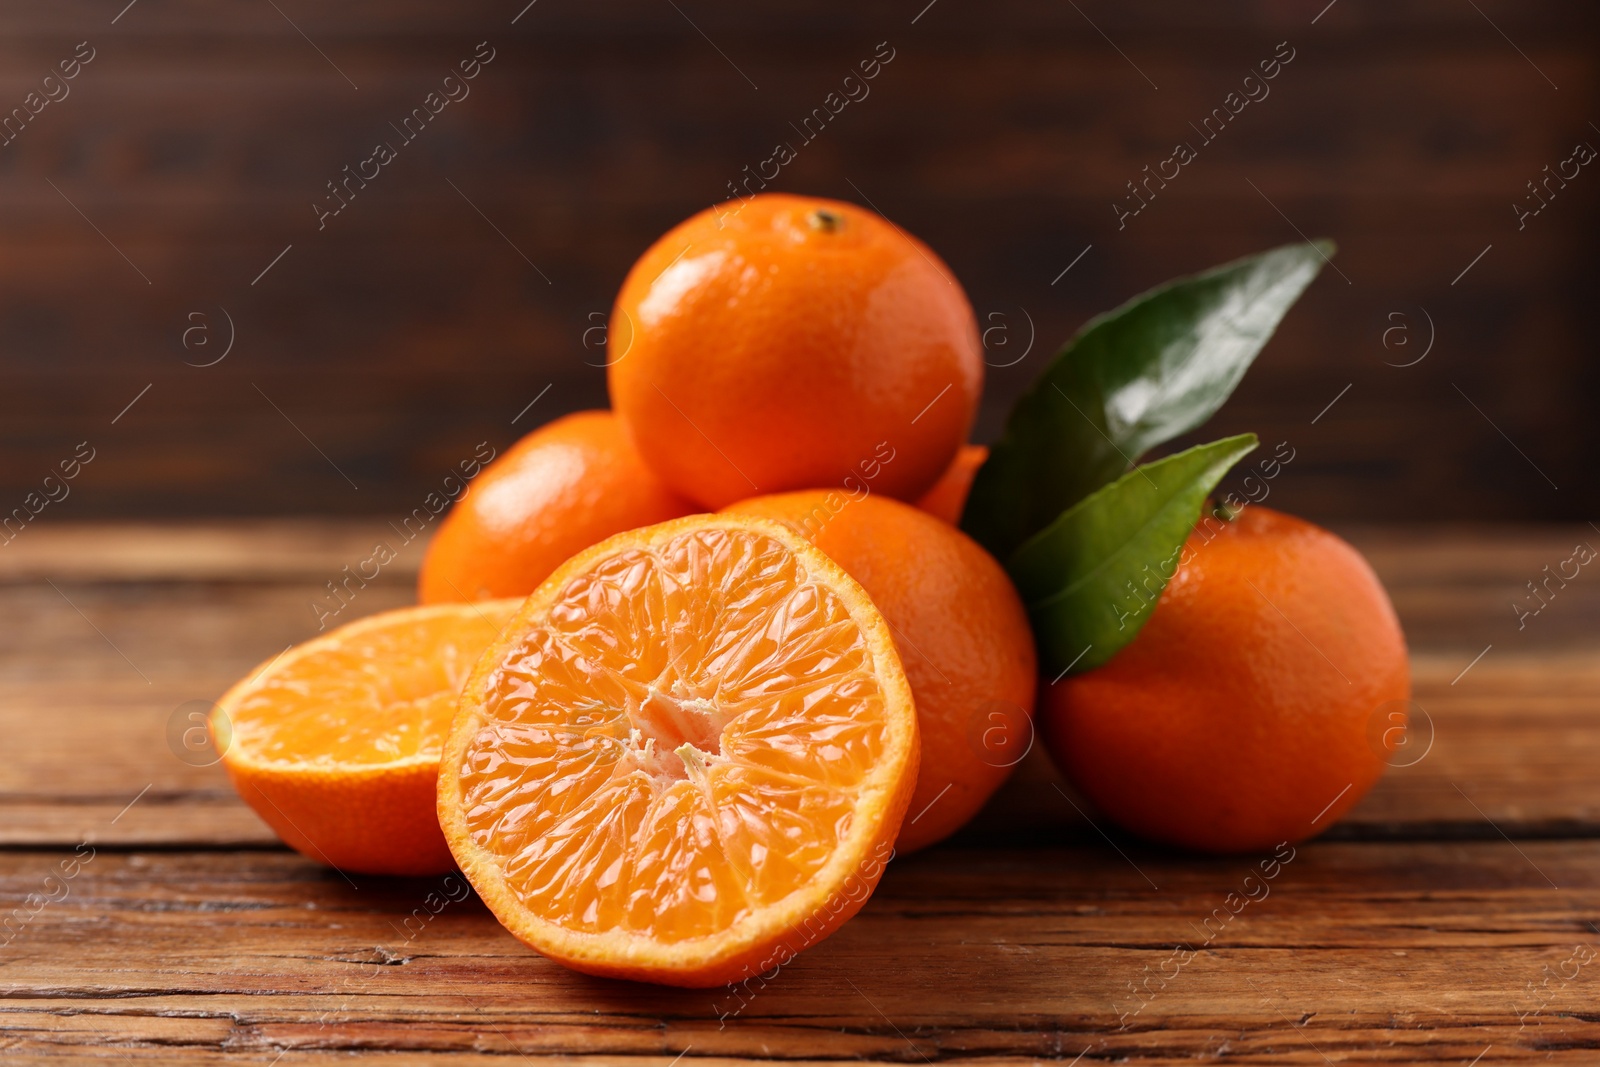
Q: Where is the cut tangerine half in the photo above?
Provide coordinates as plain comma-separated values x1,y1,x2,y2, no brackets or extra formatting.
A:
214,600,520,876
437,515,919,986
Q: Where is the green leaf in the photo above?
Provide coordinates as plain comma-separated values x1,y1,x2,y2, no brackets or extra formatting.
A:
1009,433,1258,676
962,241,1331,560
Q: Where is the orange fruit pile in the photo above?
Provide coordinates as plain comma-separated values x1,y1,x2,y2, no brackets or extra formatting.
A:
211,192,1409,986
412,195,1020,871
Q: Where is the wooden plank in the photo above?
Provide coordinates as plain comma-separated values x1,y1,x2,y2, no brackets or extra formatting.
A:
0,842,1597,1061
0,520,430,582
7,652,1599,850
2,523,1597,847
0,4,1596,520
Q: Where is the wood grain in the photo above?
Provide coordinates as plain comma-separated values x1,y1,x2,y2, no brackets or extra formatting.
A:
7,522,1598,847
2,521,1598,1059
0,1,1595,520
1,843,1597,1062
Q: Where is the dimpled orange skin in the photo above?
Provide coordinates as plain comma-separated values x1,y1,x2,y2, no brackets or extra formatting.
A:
608,194,983,509
419,410,697,603
726,491,1036,851
915,444,988,525
1043,506,1410,854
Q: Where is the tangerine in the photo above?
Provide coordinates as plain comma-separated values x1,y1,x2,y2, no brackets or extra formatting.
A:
419,411,696,603
1042,505,1409,853
608,193,982,509
213,600,519,875
725,491,1035,851
437,515,919,986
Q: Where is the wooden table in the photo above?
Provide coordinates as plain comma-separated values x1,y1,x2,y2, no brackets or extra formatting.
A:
3,521,1597,1064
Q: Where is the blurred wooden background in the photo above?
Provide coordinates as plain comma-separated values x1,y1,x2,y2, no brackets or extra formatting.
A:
0,0,1594,521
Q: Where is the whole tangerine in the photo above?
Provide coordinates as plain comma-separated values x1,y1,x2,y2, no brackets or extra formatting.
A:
419,410,697,603
608,193,982,509
726,490,1036,851
1042,505,1410,854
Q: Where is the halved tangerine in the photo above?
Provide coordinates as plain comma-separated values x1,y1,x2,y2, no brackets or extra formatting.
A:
437,515,919,986
213,600,520,876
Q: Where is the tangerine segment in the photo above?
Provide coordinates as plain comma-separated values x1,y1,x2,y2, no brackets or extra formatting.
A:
214,600,520,876
438,516,919,987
